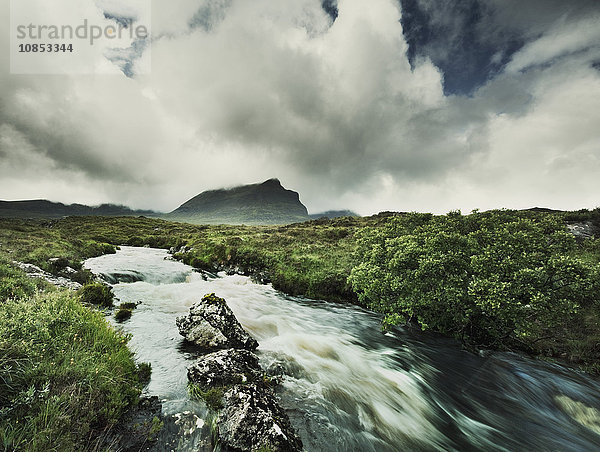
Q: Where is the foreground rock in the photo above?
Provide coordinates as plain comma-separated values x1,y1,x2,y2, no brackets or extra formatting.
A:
188,349,262,389
176,293,258,350
218,383,303,452
181,294,302,451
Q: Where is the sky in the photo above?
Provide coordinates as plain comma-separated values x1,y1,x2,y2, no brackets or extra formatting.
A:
0,0,599,215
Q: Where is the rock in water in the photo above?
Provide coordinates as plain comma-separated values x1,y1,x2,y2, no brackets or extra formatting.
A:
218,384,303,452
176,293,258,350
180,295,302,451
187,349,262,389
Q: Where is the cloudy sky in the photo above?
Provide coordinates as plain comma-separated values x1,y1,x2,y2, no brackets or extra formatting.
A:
1,0,599,215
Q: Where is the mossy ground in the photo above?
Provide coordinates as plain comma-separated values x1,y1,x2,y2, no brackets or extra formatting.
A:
188,385,224,411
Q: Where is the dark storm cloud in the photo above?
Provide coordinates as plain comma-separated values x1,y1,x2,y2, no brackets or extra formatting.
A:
398,0,599,95
321,0,338,21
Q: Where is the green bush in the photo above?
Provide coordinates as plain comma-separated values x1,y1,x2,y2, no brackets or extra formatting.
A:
83,241,117,258
349,211,600,348
137,362,152,385
70,269,95,285
114,307,133,322
78,283,114,307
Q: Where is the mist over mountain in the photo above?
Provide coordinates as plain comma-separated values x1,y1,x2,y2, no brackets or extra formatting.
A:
309,210,359,220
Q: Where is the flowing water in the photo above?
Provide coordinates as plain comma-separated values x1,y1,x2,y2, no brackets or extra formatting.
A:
84,246,600,452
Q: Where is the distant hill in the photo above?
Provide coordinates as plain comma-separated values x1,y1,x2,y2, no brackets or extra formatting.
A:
167,179,310,225
0,200,155,219
309,210,359,220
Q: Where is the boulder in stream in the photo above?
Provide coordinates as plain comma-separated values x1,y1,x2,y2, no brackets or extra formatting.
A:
188,348,262,389
218,383,303,452
176,293,258,350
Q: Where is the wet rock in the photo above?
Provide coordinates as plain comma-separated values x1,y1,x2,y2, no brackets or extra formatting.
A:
176,293,258,350
567,221,599,240
188,349,262,389
100,270,145,284
153,411,213,451
218,384,303,452
13,261,82,290
179,295,301,451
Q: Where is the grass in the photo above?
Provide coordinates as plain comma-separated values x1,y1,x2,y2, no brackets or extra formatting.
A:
0,224,148,451
0,208,598,451
1,210,600,380
1,215,376,303
0,284,145,451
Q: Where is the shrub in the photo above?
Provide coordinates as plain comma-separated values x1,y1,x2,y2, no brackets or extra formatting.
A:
349,211,600,348
115,307,133,322
137,362,152,384
83,241,117,258
70,269,94,285
78,283,114,307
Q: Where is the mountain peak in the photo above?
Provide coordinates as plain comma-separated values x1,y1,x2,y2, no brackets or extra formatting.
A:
169,179,309,225
261,178,282,186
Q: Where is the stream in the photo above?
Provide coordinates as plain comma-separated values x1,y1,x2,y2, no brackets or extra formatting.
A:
84,246,600,451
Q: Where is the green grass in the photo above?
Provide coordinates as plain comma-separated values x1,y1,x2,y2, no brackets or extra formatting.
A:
0,285,144,451
78,283,114,308
0,224,148,451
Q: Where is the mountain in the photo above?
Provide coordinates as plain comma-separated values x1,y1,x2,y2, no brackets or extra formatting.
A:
0,179,359,225
168,179,310,225
0,200,156,219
